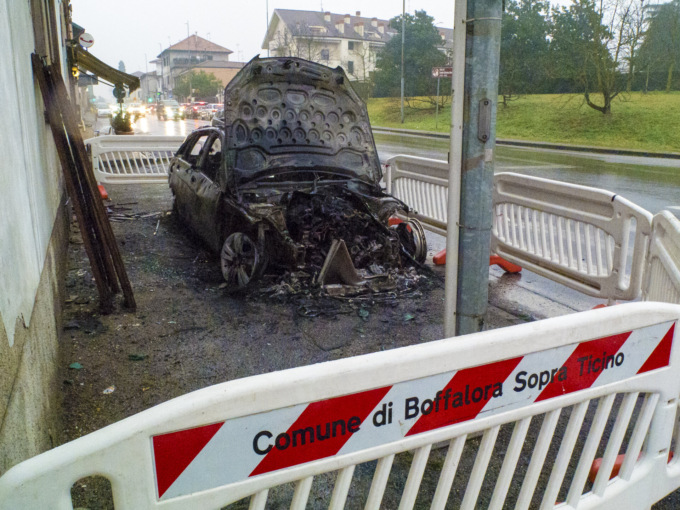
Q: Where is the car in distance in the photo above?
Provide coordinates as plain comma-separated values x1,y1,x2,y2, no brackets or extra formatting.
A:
157,99,184,120
210,108,224,127
187,102,207,119
200,103,223,120
127,103,146,117
169,57,426,291
95,103,113,117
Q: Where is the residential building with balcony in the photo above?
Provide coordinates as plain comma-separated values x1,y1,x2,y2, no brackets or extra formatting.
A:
262,9,394,84
262,9,453,85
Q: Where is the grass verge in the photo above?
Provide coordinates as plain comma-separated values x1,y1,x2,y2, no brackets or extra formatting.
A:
366,92,680,153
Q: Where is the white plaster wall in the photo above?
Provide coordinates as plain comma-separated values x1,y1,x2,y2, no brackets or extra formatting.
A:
0,0,63,347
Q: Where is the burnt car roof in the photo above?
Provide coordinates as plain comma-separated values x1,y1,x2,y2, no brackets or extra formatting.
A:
223,56,382,187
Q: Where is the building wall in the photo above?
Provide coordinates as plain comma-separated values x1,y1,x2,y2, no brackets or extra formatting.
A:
200,67,242,90
160,50,232,92
0,0,69,472
268,17,382,81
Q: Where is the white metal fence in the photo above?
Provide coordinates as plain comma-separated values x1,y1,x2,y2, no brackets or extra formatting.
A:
1,303,680,509
84,135,185,184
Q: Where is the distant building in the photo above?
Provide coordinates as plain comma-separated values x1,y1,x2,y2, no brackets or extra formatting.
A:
155,35,235,99
262,9,394,83
262,9,452,83
137,69,160,104
128,71,145,102
176,61,245,102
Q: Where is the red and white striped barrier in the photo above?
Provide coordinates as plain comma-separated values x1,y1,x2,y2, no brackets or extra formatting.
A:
2,303,680,509
153,319,673,500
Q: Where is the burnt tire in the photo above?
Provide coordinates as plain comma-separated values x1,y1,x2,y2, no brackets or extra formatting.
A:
220,232,266,290
395,218,428,263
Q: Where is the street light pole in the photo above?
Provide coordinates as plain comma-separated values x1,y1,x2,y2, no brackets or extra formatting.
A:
186,22,192,103
400,0,405,123
158,42,164,99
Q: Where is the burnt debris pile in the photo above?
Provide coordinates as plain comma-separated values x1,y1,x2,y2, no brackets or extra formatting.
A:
285,189,402,271
254,187,434,300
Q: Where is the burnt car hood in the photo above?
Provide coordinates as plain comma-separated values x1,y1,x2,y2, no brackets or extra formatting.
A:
223,57,382,188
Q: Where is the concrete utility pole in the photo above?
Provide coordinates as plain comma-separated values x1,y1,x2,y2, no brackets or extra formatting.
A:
454,0,504,335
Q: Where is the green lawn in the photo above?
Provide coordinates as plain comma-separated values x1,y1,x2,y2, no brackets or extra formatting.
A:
366,92,680,153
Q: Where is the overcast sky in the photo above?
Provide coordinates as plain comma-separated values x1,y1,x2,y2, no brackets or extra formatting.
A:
71,0,456,75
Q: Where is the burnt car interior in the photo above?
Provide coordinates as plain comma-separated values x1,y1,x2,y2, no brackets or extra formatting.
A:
169,56,428,294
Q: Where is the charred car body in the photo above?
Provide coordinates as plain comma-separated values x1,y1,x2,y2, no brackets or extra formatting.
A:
169,57,426,290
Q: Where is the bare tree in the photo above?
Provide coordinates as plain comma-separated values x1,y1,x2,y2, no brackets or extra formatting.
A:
270,22,326,62
552,0,635,114
340,41,376,98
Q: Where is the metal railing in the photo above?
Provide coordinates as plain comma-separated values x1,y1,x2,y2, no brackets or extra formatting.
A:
84,135,185,184
1,303,679,509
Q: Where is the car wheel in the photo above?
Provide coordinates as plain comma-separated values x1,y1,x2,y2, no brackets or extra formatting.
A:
394,218,428,263
220,232,266,290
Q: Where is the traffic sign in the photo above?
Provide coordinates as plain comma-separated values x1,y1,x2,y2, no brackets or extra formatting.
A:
113,85,126,100
432,66,453,78
78,33,94,48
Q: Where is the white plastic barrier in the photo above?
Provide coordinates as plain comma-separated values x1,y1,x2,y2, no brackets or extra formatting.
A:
384,155,449,236
84,135,185,184
2,303,680,509
492,173,653,302
643,211,680,303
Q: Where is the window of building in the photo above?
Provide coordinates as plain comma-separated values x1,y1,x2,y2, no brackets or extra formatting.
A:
347,61,354,74
348,41,355,50
321,49,329,61
30,0,60,65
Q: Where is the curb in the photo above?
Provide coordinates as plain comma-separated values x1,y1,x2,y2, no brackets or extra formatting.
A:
372,126,680,160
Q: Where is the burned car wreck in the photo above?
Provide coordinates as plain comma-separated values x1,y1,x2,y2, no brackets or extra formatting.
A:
169,57,427,292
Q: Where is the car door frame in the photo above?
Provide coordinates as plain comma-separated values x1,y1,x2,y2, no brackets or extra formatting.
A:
169,131,211,233
191,131,226,251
